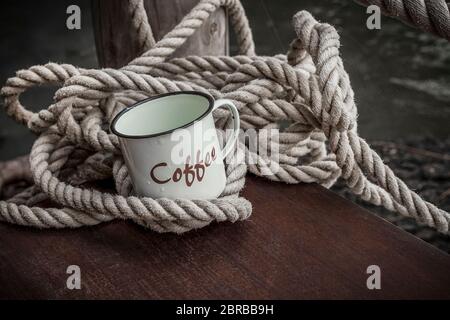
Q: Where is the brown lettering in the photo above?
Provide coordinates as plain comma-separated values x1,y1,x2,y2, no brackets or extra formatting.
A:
150,162,171,184
149,147,216,187
173,168,183,182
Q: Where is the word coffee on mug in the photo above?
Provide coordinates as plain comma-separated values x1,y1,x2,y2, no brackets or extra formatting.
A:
110,91,240,199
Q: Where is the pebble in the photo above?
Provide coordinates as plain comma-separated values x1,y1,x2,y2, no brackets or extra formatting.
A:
332,136,450,253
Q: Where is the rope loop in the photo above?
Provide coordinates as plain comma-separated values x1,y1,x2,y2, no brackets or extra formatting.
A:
125,0,255,73
0,63,82,132
0,0,448,234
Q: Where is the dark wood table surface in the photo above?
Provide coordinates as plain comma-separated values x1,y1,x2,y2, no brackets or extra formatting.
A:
0,176,449,299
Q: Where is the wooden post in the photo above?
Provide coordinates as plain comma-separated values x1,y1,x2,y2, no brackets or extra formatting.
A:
92,0,229,68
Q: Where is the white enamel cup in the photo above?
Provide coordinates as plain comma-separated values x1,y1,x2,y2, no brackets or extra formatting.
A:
110,91,240,199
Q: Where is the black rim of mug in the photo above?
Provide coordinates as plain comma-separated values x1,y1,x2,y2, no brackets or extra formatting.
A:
110,91,215,139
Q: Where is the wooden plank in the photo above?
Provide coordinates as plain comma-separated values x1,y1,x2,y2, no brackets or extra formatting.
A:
92,0,228,68
0,176,449,299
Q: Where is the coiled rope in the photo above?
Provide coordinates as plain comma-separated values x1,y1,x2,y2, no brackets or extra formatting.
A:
0,0,449,234
128,0,156,53
355,0,450,41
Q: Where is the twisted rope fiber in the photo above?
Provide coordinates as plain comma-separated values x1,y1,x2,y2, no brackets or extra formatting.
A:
0,0,448,233
128,0,157,52
355,0,450,41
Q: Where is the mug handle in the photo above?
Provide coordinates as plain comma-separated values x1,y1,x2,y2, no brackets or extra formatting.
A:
212,99,240,159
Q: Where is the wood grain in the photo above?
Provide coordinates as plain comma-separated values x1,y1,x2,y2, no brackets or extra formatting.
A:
92,0,228,68
0,176,449,299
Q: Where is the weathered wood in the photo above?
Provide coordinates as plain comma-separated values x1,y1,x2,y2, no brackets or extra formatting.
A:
92,0,228,68
0,176,449,299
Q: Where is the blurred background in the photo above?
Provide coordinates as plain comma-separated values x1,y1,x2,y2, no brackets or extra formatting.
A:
0,0,449,251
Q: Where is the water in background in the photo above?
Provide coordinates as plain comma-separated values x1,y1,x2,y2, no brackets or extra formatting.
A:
239,0,450,139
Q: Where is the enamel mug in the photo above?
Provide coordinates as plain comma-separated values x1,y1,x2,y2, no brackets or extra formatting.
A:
110,91,240,199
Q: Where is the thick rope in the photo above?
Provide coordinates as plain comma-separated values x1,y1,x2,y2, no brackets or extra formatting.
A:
128,0,156,52
0,0,448,234
125,0,255,74
355,0,450,41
